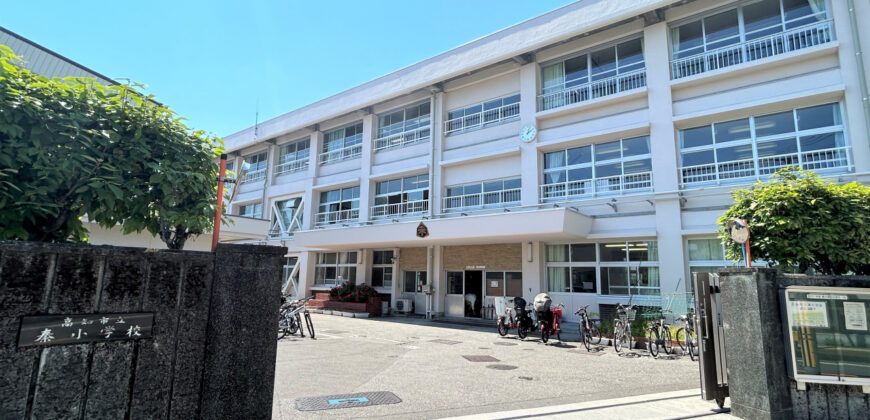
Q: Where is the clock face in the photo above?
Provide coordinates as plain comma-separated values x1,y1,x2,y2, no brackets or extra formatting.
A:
520,125,537,143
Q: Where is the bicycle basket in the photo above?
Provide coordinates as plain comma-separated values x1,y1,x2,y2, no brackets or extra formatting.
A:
627,308,637,321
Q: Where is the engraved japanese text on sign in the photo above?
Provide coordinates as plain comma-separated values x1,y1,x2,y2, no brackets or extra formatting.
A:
17,313,154,348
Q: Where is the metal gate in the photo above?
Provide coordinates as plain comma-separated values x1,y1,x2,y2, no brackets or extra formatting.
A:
693,272,729,407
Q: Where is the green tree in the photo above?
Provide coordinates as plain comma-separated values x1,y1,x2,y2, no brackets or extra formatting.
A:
718,167,870,275
0,45,223,249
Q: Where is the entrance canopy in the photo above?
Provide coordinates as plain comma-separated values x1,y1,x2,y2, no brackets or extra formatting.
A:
292,207,591,250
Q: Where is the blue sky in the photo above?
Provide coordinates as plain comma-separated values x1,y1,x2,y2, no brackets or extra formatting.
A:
2,0,576,138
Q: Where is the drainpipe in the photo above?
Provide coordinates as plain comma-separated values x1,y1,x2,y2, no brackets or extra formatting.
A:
429,91,437,219
846,0,870,151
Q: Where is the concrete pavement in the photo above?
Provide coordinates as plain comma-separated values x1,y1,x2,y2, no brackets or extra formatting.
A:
272,314,717,419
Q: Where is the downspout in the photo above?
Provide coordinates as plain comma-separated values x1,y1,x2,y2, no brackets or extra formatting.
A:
429,91,436,219
846,0,870,153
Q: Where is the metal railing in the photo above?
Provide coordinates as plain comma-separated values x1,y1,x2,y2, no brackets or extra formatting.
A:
374,126,431,152
538,68,647,111
671,20,833,79
274,159,308,175
370,200,429,218
314,209,359,226
319,144,362,165
442,188,521,211
680,146,850,186
540,171,653,202
240,168,266,183
444,102,520,135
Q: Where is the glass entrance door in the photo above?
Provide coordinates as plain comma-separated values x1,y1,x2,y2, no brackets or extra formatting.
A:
445,271,465,317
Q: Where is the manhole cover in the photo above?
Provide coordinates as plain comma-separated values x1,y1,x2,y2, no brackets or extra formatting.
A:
478,347,490,350
295,391,401,411
568,349,605,356
517,376,534,381
431,339,461,345
487,364,518,370
617,352,643,359
463,355,500,363
494,342,517,346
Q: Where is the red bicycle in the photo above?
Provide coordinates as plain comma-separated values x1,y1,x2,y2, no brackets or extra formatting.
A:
538,302,565,343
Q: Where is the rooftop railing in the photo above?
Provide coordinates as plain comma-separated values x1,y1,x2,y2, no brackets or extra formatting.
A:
538,68,646,111
540,171,653,202
444,102,520,135
680,146,850,187
670,20,833,79
374,126,431,152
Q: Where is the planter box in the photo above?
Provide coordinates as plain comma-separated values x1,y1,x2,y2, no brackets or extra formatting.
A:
320,297,381,317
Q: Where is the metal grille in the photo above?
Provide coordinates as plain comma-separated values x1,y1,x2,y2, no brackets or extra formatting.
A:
295,391,401,411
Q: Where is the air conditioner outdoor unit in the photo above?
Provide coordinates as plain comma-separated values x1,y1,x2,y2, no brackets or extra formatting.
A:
395,299,412,314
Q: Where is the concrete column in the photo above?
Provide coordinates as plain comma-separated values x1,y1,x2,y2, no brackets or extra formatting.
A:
359,114,376,222
831,0,870,172
521,241,544,302
644,22,680,193
356,248,368,285
654,199,686,294
519,62,540,207
432,245,444,315
263,143,278,219
296,251,317,299
302,131,322,230
431,93,444,215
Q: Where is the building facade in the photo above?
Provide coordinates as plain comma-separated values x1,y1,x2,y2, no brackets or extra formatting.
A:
222,0,870,321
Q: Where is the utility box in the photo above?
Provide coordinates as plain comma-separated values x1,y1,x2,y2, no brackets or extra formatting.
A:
781,286,870,390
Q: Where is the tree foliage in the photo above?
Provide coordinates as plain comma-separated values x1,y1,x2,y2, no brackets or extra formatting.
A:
718,168,870,275
0,45,223,249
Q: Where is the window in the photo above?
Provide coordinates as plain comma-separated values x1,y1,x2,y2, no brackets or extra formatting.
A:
376,102,431,151
238,202,263,219
372,175,429,218
372,250,394,288
670,0,832,79
275,138,310,174
540,37,646,110
679,103,849,187
314,252,358,286
404,271,427,293
268,197,303,237
316,186,360,226
485,272,523,297
321,122,363,165
542,136,652,202
443,177,521,210
241,151,268,183
446,271,463,294
546,241,659,295
444,94,520,135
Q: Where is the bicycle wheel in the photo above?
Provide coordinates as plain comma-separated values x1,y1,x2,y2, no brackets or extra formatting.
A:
613,321,625,352
687,329,697,362
648,328,660,358
497,318,508,336
277,313,289,340
622,325,633,351
288,316,299,335
662,327,673,355
296,313,304,337
580,324,591,351
517,323,528,340
589,325,601,345
304,311,315,339
541,328,549,343
675,327,687,352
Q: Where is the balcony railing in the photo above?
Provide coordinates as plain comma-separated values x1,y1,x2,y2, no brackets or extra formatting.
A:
370,200,429,218
538,68,647,111
680,146,850,186
241,168,266,184
442,188,521,211
671,20,833,80
444,102,520,135
274,159,308,175
315,209,359,226
319,144,362,165
540,172,653,202
374,126,431,152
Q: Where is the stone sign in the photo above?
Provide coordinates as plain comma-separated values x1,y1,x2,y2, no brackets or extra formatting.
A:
17,313,154,348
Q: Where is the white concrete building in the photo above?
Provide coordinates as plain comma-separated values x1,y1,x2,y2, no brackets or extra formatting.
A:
222,0,870,321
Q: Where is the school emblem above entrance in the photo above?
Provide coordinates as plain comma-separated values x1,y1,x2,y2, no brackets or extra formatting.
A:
416,222,429,238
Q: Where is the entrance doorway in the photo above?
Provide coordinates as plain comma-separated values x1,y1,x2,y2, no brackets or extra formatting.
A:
464,270,483,318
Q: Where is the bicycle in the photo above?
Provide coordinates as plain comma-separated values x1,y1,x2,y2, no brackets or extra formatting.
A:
674,313,697,361
612,303,638,353
278,295,315,339
575,305,601,351
645,307,674,358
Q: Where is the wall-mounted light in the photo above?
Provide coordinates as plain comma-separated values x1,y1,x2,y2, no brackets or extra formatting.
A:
527,241,534,262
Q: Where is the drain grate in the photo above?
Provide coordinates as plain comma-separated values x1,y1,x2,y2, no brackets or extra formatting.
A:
494,342,518,346
430,339,461,345
296,391,401,411
486,364,518,370
463,355,500,362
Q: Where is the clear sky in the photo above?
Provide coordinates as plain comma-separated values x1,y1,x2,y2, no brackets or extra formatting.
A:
2,0,577,138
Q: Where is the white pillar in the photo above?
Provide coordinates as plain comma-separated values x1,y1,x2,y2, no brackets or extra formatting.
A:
831,0,870,172
356,248,368,285
297,251,316,298
522,241,543,302
645,21,685,296
431,93,444,215
519,62,540,207
359,114,376,222
302,131,322,230
432,245,444,315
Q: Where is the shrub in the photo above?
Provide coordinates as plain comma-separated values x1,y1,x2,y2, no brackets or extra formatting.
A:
328,282,379,302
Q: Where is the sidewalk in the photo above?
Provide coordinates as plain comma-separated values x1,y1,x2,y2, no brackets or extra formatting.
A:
439,390,735,420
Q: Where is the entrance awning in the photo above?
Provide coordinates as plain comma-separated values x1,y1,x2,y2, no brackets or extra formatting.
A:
292,207,591,250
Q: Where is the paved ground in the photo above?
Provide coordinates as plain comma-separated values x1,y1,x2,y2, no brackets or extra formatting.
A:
272,314,725,419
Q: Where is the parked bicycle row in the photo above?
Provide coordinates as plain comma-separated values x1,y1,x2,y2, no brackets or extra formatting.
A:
496,293,697,359
278,294,316,340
